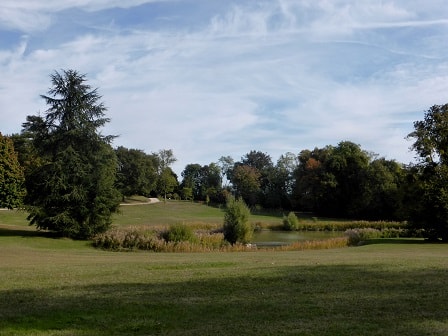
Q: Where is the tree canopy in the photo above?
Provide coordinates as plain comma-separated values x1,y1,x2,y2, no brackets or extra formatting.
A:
5,69,448,242
23,70,120,239
407,104,448,241
115,146,158,198
0,133,25,209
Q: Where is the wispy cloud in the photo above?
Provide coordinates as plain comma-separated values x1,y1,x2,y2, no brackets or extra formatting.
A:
1,0,448,174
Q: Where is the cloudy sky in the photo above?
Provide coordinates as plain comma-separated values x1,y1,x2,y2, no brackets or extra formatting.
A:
1,1,448,175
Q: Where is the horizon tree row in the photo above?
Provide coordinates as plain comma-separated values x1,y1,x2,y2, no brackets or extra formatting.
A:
1,69,448,240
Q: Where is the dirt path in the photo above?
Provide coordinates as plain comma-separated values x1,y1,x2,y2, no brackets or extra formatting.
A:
120,197,160,206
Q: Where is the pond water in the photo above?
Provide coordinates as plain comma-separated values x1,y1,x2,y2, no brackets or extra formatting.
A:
252,230,344,247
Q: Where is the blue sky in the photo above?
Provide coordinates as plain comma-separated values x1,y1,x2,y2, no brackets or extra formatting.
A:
1,1,448,175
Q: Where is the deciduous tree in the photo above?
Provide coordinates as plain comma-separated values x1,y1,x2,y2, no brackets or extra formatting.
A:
115,146,157,198
231,165,261,206
0,133,25,209
407,104,448,240
155,149,178,201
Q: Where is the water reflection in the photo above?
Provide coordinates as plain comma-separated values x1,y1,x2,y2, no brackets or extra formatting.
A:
252,230,344,247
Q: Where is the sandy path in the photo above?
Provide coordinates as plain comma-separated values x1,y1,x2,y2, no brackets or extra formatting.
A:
120,197,160,206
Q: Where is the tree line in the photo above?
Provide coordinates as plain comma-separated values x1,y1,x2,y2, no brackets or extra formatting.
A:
1,69,448,241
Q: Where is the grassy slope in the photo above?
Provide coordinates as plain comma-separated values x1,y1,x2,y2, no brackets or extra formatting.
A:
1,204,447,335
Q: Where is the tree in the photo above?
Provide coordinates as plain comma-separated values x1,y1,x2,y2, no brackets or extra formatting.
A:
158,149,176,171
218,155,234,187
181,162,222,202
407,104,448,241
181,163,202,200
293,146,334,213
223,196,253,244
0,133,25,209
155,149,178,202
263,153,297,209
22,69,120,239
362,158,404,220
157,167,178,201
200,163,222,203
231,165,261,206
324,141,371,217
241,150,273,172
115,146,157,198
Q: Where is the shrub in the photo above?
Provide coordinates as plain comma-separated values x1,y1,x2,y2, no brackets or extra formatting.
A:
345,228,382,246
164,223,197,243
93,224,227,252
283,212,299,231
223,196,253,244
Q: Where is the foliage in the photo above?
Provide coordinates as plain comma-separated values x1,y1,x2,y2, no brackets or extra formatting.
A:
0,133,25,209
154,150,178,201
93,224,225,252
407,104,448,241
180,162,222,202
157,167,178,202
292,219,405,232
164,223,197,243
218,155,234,187
282,211,299,231
230,165,261,206
223,196,253,244
293,142,406,220
22,70,120,239
345,228,405,246
115,146,158,198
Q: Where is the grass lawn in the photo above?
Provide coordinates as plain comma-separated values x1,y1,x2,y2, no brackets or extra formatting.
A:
0,204,447,335
112,200,284,228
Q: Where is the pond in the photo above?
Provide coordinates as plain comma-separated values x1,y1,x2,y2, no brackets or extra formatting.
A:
252,230,345,247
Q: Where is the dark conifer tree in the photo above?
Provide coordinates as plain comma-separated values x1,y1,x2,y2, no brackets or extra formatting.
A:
23,70,120,239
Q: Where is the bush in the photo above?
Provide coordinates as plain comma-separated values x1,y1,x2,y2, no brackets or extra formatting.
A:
164,223,197,243
223,196,253,244
283,212,299,231
93,224,227,252
345,228,385,246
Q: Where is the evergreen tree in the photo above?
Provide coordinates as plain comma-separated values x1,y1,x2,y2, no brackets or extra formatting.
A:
23,70,120,239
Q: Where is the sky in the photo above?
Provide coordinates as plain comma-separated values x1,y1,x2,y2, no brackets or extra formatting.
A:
1,1,448,176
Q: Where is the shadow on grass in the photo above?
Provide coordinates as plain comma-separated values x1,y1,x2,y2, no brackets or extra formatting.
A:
364,238,429,245
0,264,447,335
0,227,59,239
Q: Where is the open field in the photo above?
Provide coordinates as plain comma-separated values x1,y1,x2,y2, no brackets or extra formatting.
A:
0,203,447,335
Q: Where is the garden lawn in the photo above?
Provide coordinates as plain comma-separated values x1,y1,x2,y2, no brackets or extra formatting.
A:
0,226,447,335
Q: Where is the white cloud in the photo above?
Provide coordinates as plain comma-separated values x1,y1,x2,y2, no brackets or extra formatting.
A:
0,0,169,32
1,0,448,175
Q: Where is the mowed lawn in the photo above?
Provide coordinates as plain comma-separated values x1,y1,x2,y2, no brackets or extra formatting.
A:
0,205,447,335
112,199,283,228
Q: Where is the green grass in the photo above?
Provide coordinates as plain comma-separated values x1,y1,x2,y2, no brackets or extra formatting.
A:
0,204,448,335
113,201,227,227
0,232,447,335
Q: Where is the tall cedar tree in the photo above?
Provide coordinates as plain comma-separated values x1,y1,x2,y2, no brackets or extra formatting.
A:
0,133,25,208
23,70,120,239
